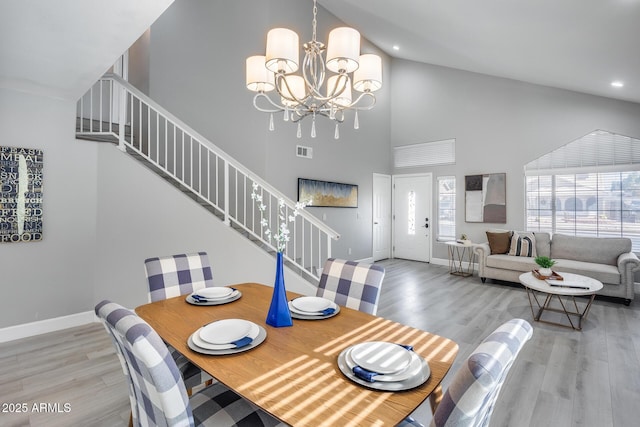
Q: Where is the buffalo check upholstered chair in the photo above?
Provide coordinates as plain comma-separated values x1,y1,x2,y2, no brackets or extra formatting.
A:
316,258,385,315
95,300,284,427
144,252,215,392
400,318,533,427
144,252,214,302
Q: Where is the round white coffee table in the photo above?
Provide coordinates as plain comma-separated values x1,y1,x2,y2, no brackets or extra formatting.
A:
519,272,603,330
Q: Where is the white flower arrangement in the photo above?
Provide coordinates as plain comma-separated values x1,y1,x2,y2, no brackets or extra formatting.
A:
251,182,310,253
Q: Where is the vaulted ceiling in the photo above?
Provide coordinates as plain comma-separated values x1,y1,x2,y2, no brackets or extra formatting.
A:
319,0,640,104
0,0,174,101
2,0,639,106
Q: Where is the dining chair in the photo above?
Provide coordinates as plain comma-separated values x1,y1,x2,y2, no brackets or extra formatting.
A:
144,252,215,392
144,251,214,302
399,318,533,427
316,258,386,315
95,300,285,427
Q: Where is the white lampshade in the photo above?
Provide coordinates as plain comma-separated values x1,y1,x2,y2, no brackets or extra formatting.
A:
353,54,382,92
246,56,275,92
265,28,299,74
279,75,306,106
326,75,352,107
326,27,360,73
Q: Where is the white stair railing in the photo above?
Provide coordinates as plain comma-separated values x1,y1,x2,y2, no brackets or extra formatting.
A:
76,74,340,282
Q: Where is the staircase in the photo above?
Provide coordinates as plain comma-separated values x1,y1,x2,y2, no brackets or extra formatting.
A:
76,74,340,283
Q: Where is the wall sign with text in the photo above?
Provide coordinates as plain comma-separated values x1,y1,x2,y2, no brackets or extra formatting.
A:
0,146,43,243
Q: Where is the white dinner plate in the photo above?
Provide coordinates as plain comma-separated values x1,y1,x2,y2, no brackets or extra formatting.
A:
192,287,234,299
345,347,421,382
288,301,340,320
198,319,253,345
350,341,413,374
337,346,431,391
192,322,260,350
185,290,241,306
291,296,333,313
188,326,267,356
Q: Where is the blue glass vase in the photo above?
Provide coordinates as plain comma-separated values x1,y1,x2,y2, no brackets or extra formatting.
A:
266,252,293,327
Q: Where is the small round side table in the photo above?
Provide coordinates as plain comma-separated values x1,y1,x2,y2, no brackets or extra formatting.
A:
444,241,476,277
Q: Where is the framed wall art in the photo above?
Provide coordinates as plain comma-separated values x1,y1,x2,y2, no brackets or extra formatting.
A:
298,178,358,208
0,146,44,242
465,173,506,223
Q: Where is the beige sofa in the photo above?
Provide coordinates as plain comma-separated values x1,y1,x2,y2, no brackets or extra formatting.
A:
474,232,640,305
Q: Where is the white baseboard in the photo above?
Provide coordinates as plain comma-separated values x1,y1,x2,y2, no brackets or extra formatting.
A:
0,311,96,343
429,257,448,267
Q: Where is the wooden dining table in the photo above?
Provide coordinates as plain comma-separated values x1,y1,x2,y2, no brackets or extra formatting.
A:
135,283,459,427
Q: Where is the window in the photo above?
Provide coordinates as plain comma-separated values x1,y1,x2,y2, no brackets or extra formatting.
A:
437,176,456,241
407,191,416,235
525,130,640,251
394,139,455,168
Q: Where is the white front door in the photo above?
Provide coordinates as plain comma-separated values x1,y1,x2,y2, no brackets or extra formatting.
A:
372,173,392,261
393,174,432,262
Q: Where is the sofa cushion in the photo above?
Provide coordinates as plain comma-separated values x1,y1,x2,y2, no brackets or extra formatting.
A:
508,232,537,257
486,231,512,254
487,254,538,271
551,234,631,266
533,232,551,258
554,259,621,285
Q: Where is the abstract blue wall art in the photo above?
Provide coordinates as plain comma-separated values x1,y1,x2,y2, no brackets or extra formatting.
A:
298,178,358,208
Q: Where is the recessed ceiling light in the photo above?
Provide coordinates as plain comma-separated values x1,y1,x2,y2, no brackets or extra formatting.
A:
392,45,400,51
611,81,624,88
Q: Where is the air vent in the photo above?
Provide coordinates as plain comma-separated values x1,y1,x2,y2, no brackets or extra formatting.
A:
296,145,313,159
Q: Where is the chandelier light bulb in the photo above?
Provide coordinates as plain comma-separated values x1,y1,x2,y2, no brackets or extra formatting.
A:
326,27,360,73
266,28,299,74
246,56,275,92
353,54,382,93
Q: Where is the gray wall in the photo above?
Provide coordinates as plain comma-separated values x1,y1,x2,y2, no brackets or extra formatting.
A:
93,143,315,309
147,0,392,261
390,59,640,260
0,89,98,327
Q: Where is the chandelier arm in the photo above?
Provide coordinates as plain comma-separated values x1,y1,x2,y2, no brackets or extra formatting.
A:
305,72,350,102
290,109,343,123
253,92,286,113
345,91,377,111
301,42,327,98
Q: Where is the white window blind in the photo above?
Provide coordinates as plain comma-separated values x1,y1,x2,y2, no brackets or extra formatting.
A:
394,139,455,168
437,176,456,241
525,130,640,252
525,130,640,174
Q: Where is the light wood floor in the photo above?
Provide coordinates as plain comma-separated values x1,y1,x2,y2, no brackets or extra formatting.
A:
1,259,639,426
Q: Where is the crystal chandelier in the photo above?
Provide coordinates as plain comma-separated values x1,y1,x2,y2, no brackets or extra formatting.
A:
245,0,382,139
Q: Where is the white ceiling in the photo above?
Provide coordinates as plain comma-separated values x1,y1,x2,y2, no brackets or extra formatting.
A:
0,0,174,101
318,0,640,104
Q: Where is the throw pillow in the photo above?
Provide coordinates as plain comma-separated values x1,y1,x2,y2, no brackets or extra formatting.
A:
486,231,512,254
508,232,537,257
